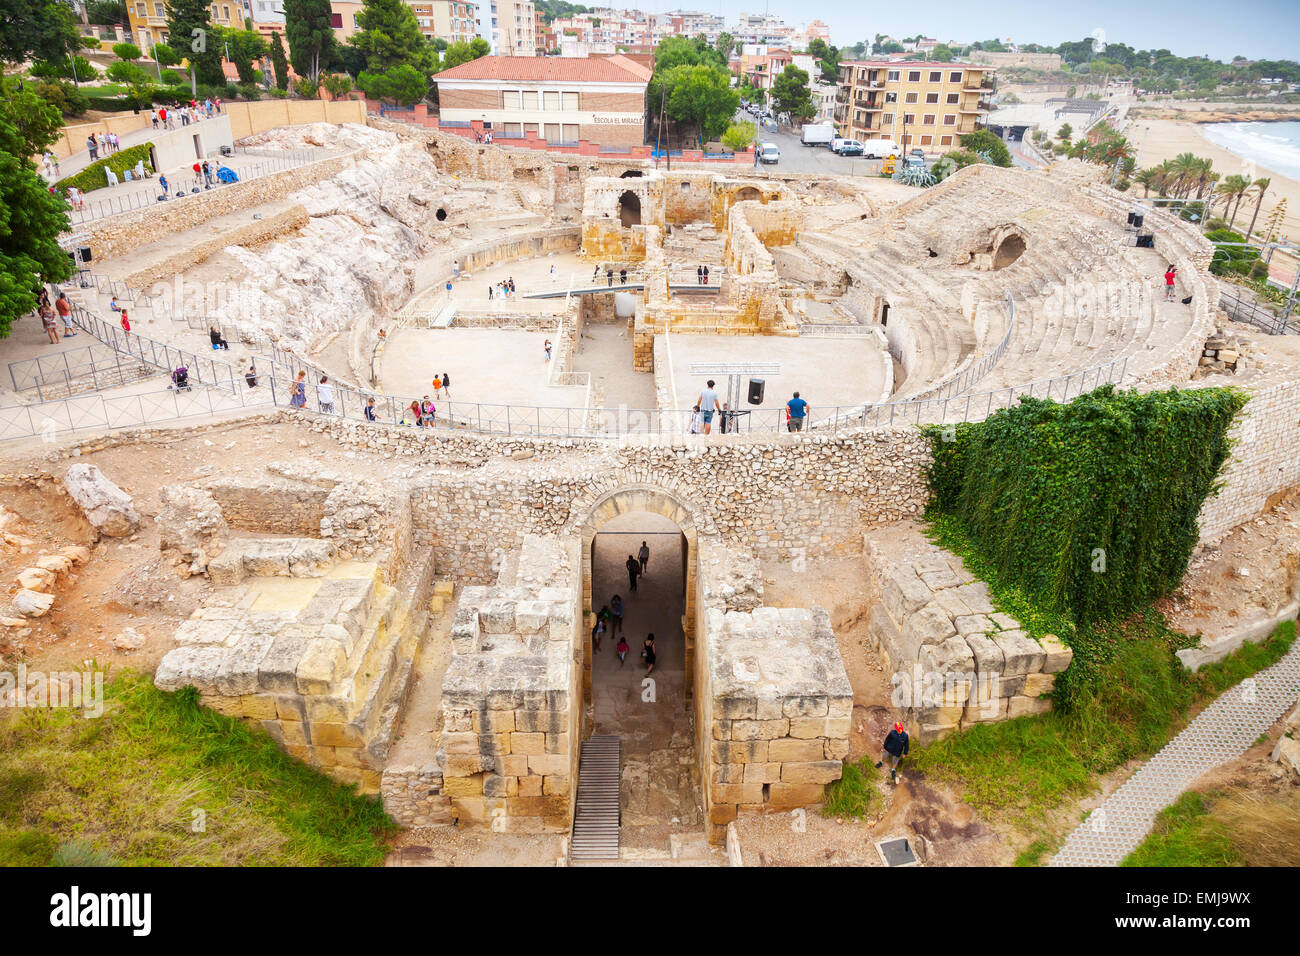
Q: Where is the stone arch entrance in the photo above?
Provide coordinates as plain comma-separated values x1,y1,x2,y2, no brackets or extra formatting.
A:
618,190,642,228
735,185,761,203
992,233,1026,270
619,169,644,178
576,485,700,706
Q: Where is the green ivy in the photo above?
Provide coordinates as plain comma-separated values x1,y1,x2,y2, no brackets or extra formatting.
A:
54,142,155,194
922,385,1247,627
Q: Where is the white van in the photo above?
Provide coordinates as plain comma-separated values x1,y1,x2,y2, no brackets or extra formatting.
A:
862,139,901,159
758,142,780,164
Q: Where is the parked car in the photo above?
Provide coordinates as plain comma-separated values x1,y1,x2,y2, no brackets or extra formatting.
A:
758,142,780,164
839,141,865,157
862,139,901,159
909,148,926,160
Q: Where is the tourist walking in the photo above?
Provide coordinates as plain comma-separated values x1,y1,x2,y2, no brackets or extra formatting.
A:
151,110,159,129
876,721,910,785
317,375,335,414
619,268,627,285
702,265,709,285
119,309,130,333
616,635,629,667
1163,264,1177,302
637,541,649,574
786,391,808,432
364,397,377,420
696,379,721,434
406,400,422,426
54,293,75,338
40,304,59,344
625,554,641,592
697,265,703,285
689,405,703,434
290,370,307,408
432,376,443,402
245,363,258,388
609,594,624,638
441,372,450,397
202,160,212,186
642,634,656,674
86,134,98,161
544,338,552,361
159,173,170,198
718,401,730,434
592,610,607,652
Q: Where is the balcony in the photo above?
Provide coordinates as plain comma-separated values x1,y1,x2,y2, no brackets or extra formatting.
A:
854,96,882,111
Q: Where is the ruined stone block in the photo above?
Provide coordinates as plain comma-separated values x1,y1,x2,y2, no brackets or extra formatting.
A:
994,630,1045,677
779,761,843,785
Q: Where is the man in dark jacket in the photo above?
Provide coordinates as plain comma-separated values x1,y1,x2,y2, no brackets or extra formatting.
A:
876,721,910,784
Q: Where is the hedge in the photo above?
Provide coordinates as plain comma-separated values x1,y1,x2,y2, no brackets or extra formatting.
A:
54,142,155,194
84,95,137,112
923,385,1247,626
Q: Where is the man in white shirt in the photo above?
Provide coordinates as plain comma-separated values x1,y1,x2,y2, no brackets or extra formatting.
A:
695,379,721,434
317,376,335,414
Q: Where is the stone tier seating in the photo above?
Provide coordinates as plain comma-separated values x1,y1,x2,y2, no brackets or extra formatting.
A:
864,535,1072,741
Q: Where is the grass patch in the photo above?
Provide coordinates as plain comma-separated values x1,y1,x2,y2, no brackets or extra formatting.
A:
909,618,1295,835
821,757,881,819
1123,788,1300,867
0,671,398,866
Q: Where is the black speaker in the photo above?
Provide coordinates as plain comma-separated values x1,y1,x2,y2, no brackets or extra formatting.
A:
1136,233,1154,248
1132,214,1144,229
748,378,765,405
1126,211,1136,225
77,246,91,263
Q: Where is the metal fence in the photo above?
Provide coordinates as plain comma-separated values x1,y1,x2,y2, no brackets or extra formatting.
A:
908,293,1018,403
7,344,159,401
1218,286,1296,335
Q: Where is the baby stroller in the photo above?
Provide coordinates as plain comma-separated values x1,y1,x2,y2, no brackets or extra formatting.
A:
171,365,191,391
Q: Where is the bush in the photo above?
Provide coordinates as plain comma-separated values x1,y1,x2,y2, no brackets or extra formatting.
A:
924,385,1247,627
54,142,154,194
160,69,181,85
1206,227,1261,277
721,121,756,152
293,78,319,99
33,80,88,116
237,84,262,101
322,73,353,98
268,88,289,99
84,94,136,112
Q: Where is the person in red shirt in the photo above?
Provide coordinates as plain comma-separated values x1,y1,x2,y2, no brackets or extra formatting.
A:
120,310,130,333
1163,265,1177,302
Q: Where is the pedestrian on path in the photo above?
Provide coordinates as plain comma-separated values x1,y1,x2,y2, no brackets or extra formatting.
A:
696,379,721,434
689,405,703,434
159,174,170,198
364,397,377,420
1163,265,1177,302
151,110,158,129
290,370,307,408
610,594,624,637
642,634,656,674
616,635,629,666
637,541,649,574
702,265,709,285
445,278,453,298
317,375,335,414
40,305,59,344
54,293,75,337
876,721,909,785
697,264,703,285
786,391,808,432
544,338,552,361
432,376,443,401
119,309,130,333
441,372,450,397
592,610,607,652
246,363,258,388
86,135,98,161
625,554,640,592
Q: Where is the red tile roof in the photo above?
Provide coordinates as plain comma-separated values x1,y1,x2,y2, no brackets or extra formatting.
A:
435,55,652,84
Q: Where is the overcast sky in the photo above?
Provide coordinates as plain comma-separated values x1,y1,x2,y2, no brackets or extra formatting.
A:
664,0,1300,62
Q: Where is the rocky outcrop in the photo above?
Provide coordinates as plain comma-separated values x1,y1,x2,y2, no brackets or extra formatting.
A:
63,464,139,537
156,485,230,576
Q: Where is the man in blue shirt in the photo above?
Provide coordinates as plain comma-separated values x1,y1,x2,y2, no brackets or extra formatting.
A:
786,392,808,432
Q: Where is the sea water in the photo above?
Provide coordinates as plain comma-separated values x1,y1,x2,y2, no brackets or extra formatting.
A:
1202,120,1300,181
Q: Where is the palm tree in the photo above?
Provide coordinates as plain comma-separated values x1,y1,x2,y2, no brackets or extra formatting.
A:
1135,167,1158,197
1244,177,1271,241
1218,174,1250,228
1167,152,1200,198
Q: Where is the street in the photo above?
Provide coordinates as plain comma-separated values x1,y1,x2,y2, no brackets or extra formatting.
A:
740,111,892,176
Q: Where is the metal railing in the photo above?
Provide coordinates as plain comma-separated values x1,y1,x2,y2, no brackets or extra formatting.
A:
7,344,158,401
908,293,1018,403
1218,286,1296,335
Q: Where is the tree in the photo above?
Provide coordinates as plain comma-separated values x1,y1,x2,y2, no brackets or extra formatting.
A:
112,41,142,61
284,0,335,84
166,0,224,86
806,38,839,82
770,64,814,123
269,30,289,90
352,0,434,74
0,81,72,336
716,32,734,63
721,121,755,152
321,72,352,97
959,130,1012,167
1217,174,1250,228
105,59,155,104
931,44,954,62
31,55,98,82
358,63,426,105
0,0,81,66
221,27,268,85
1057,122,1072,141
153,42,178,69
439,37,488,71
664,63,739,145
85,0,128,23
1244,177,1271,240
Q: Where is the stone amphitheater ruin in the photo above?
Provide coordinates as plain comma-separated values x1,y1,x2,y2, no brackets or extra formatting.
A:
5,114,1299,863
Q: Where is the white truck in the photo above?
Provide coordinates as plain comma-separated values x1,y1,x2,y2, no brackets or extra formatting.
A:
862,139,901,159
800,123,835,147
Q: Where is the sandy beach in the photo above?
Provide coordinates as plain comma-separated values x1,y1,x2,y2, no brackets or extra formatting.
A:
1130,118,1300,241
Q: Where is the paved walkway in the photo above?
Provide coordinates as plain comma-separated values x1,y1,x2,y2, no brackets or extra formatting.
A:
1051,640,1300,866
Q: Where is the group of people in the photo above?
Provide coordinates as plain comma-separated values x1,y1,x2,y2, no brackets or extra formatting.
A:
593,265,629,287
151,99,221,131
486,276,517,300
591,541,657,672
695,264,712,285
85,131,121,161
34,288,76,344
690,379,810,434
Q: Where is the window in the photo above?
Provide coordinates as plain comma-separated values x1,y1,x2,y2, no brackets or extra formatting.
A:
907,70,920,82
922,113,935,125
943,114,956,126
222,5,229,19
882,113,894,125
562,123,579,141
544,123,560,141
562,91,578,110
502,90,521,108
902,113,915,124
136,2,145,13
920,134,933,145
522,90,538,109
904,92,917,103
950,71,963,83
504,122,522,134
884,91,897,103
946,92,959,104
887,70,899,81
925,92,938,104
940,135,953,146
543,91,559,110
928,71,941,82
153,1,163,14
524,123,538,135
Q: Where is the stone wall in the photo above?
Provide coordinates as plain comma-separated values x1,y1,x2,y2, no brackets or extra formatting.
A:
206,477,328,536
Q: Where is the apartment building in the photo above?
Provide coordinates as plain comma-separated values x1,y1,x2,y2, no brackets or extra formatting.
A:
127,0,247,52
407,0,478,44
329,0,364,40
486,0,535,56
435,54,650,146
835,60,994,152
